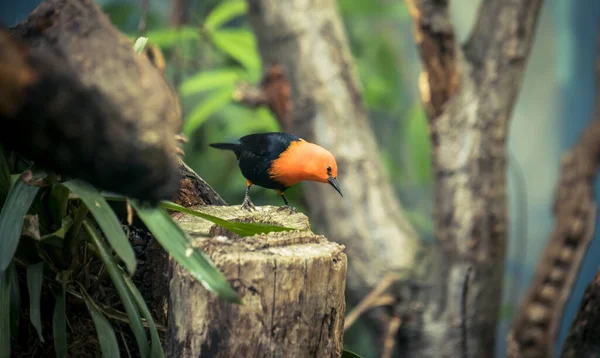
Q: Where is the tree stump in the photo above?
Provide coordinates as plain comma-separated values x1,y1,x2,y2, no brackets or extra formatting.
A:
168,205,347,357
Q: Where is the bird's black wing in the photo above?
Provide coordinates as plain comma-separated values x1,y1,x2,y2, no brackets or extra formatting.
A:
238,132,300,159
237,132,301,190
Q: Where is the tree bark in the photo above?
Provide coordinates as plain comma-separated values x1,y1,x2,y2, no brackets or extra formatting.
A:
3,0,183,204
509,27,600,358
561,270,600,358
403,0,543,356
168,205,347,357
245,0,423,315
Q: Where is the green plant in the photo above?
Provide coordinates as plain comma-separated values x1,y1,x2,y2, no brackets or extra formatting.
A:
0,145,301,357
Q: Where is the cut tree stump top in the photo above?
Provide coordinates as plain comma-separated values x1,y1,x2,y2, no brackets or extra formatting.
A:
169,205,347,358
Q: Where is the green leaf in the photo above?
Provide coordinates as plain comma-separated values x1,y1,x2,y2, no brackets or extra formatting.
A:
84,221,150,357
342,349,364,358
49,184,70,229
210,29,260,72
133,37,148,54
0,144,10,205
204,0,248,32
40,217,74,247
180,68,243,96
160,201,297,237
183,87,234,135
79,287,121,358
0,173,41,273
0,265,12,357
27,262,45,342
52,282,68,358
123,275,164,358
146,27,199,48
62,179,136,275
9,265,20,345
130,202,240,303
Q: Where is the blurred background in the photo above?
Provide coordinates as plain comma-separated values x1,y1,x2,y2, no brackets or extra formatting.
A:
3,0,600,356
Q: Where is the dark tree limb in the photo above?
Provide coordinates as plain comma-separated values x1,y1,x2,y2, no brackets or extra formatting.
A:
234,63,293,131
403,0,544,356
508,28,600,358
561,269,600,357
405,0,459,117
2,0,183,204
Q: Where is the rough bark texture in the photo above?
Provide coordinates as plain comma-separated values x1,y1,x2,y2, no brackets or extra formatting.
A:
404,0,543,356
3,0,182,204
561,270,600,357
168,205,347,357
508,30,600,358
245,0,423,312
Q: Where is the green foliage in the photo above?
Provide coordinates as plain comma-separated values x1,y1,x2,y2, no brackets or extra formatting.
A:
26,262,45,342
52,279,67,358
183,86,235,135
0,172,41,273
161,201,298,236
123,275,164,358
203,0,248,31
80,285,121,358
342,349,364,358
131,201,241,303
0,266,11,358
210,29,260,73
85,220,150,357
0,164,297,355
145,27,200,48
63,179,137,275
133,37,148,53
180,68,243,96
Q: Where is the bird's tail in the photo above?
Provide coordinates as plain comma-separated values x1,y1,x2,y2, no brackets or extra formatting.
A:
209,142,241,153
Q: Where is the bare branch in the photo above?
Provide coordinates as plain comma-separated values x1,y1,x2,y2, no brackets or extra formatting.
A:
465,0,544,86
381,315,402,358
404,0,459,117
344,273,400,331
234,64,293,131
138,0,149,36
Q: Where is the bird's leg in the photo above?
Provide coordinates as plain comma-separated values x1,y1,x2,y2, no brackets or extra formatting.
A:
276,190,297,214
241,180,256,211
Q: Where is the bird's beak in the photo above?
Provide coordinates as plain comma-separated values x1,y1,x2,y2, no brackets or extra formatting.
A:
327,176,343,197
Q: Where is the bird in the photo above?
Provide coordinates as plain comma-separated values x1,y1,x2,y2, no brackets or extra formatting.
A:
209,132,343,211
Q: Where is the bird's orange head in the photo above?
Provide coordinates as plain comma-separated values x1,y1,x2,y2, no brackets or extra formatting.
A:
269,139,343,196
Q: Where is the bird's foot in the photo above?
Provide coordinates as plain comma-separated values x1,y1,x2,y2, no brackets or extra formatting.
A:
241,195,256,211
276,205,297,214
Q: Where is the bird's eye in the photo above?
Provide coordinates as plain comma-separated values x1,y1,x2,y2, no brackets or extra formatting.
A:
326,166,332,174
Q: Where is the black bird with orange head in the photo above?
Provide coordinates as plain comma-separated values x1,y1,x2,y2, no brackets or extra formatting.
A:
210,132,343,211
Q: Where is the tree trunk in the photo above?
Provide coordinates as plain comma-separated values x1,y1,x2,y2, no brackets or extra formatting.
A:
509,26,600,358
245,0,543,356
245,0,423,325
167,205,347,357
402,0,543,356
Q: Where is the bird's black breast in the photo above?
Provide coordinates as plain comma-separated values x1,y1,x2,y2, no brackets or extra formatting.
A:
236,132,301,190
